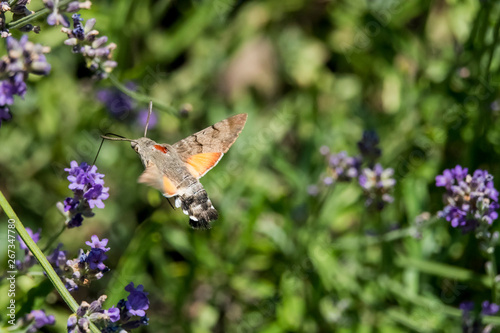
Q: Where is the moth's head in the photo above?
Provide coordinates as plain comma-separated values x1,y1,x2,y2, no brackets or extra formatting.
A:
131,137,155,155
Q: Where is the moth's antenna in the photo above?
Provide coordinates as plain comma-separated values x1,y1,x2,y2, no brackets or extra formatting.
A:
101,133,134,142
93,136,106,165
93,133,129,165
144,101,153,137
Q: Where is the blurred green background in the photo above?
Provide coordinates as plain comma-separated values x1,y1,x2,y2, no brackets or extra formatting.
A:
2,0,500,331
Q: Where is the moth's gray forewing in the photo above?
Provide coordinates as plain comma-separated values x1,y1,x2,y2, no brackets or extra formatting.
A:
171,113,248,160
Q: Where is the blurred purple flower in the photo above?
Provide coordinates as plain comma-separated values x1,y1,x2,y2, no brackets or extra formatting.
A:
357,130,381,165
328,151,361,182
97,82,136,118
15,227,41,271
0,73,26,105
44,0,91,27
24,310,55,333
359,163,396,209
0,36,50,127
17,227,41,250
137,108,157,129
436,165,499,232
460,301,475,312
482,301,499,315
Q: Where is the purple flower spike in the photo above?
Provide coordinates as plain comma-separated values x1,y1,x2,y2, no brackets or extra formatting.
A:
0,36,51,127
436,165,499,232
61,161,108,228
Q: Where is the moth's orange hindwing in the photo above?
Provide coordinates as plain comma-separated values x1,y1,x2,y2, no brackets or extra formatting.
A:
185,152,223,178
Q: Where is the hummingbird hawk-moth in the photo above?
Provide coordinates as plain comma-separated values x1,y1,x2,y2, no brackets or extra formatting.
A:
102,103,247,229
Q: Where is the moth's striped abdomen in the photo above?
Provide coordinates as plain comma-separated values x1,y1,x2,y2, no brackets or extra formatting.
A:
175,182,218,229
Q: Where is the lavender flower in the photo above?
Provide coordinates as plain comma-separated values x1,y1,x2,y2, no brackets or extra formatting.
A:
17,227,41,250
58,161,109,228
327,151,361,182
62,14,117,78
16,227,41,271
1,0,41,34
313,131,395,210
22,310,55,333
124,283,150,317
436,165,499,232
85,235,110,251
357,130,381,165
0,35,51,126
68,284,149,332
86,248,108,270
460,301,475,312
96,82,136,118
106,306,121,323
44,0,91,27
482,301,499,316
459,301,498,331
358,164,396,210
61,235,110,291
68,296,111,333
47,243,67,269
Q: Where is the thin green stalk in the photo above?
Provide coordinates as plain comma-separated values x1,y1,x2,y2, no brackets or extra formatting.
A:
109,74,178,115
0,190,101,333
486,17,500,76
395,255,491,288
42,224,66,253
6,0,73,30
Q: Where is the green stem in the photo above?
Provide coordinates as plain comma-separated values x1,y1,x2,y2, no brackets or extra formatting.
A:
109,74,178,115
0,190,101,333
42,224,66,253
486,17,500,77
6,0,72,30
